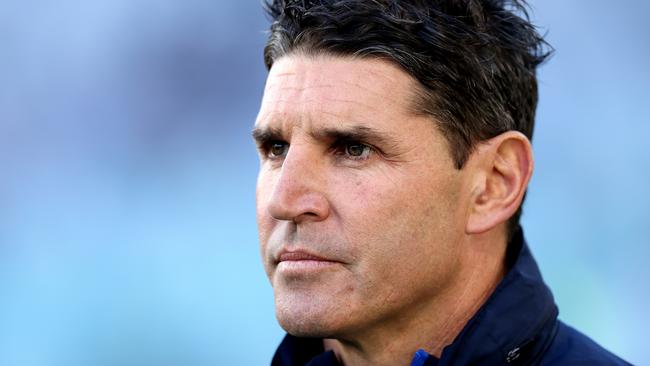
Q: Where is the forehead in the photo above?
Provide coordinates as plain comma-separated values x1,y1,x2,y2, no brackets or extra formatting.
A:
256,55,421,131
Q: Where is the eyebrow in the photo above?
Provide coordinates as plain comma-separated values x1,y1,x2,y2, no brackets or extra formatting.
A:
252,124,399,148
251,126,283,146
310,125,399,147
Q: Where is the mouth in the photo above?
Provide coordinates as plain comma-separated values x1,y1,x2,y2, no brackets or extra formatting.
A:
275,249,341,274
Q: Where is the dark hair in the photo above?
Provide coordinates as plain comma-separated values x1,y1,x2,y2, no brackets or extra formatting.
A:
262,0,552,238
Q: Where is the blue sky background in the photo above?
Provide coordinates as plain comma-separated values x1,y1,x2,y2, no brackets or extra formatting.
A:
1,0,648,364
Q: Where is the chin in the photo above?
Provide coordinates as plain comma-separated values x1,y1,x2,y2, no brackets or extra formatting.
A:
274,293,346,338
278,318,333,338
276,310,338,338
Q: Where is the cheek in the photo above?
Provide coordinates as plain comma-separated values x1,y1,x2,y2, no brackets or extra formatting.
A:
255,171,275,270
255,168,275,228
342,170,451,233
338,171,462,283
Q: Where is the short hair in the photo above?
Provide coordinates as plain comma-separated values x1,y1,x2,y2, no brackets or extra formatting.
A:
262,0,552,238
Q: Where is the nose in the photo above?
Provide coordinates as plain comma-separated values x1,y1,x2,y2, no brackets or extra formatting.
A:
266,146,330,223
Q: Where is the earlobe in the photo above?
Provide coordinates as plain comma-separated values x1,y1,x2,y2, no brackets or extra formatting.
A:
466,131,533,235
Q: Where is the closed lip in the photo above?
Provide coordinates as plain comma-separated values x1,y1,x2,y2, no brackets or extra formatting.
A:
276,249,339,264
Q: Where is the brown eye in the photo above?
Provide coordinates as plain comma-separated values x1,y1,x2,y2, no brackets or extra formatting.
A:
346,144,364,156
268,142,288,158
345,143,370,159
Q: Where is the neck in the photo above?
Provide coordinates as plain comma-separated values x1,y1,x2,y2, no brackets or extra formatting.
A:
324,231,508,366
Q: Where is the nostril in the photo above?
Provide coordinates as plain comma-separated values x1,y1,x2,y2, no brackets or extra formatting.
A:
292,210,322,224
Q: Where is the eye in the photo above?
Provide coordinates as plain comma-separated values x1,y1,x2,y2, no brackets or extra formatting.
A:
267,141,289,159
335,141,372,161
346,143,370,158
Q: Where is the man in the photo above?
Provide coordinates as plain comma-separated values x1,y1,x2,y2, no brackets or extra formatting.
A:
252,0,630,365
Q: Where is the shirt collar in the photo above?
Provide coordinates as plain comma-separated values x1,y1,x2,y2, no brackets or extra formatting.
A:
272,227,559,366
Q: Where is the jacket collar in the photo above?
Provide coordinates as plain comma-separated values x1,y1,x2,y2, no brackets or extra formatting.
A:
272,228,559,366
434,227,559,365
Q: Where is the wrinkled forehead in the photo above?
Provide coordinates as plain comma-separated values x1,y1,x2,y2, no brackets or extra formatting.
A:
258,54,420,126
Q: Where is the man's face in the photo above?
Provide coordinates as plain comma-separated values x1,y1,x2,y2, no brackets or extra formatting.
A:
254,55,471,338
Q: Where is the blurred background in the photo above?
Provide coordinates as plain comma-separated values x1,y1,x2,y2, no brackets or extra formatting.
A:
1,0,648,364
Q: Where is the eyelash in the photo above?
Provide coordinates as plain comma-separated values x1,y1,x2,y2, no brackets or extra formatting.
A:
260,140,375,162
263,141,289,159
332,140,373,161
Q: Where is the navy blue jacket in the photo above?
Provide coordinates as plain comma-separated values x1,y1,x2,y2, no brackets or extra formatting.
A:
271,228,631,365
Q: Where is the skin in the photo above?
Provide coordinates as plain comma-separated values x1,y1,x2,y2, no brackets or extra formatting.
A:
254,54,533,365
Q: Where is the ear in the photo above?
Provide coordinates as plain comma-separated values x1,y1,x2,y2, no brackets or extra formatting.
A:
466,131,533,235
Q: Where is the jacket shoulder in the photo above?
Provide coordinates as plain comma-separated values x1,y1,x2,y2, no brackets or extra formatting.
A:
539,321,631,365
